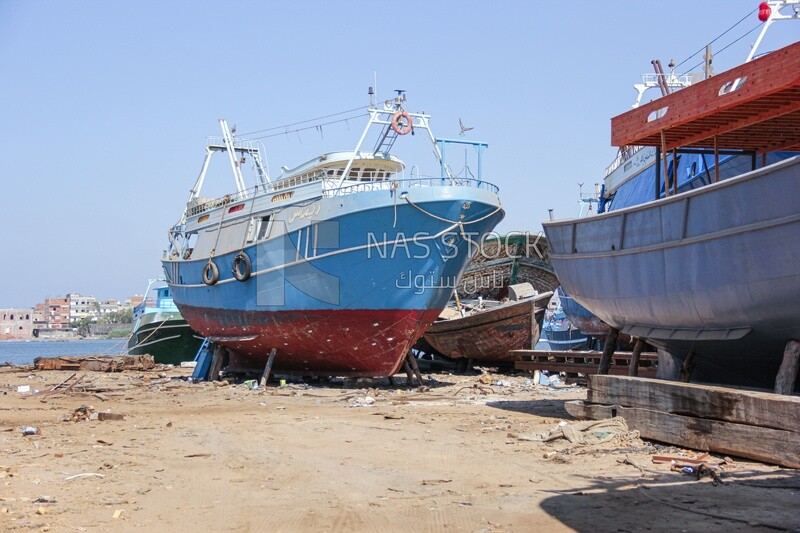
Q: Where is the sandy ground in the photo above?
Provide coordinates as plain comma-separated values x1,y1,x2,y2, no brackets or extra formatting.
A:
1,365,799,532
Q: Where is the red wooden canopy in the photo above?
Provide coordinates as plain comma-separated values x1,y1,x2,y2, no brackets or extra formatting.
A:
611,40,800,153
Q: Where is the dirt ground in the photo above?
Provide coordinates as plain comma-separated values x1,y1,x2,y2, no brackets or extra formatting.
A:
1,365,799,532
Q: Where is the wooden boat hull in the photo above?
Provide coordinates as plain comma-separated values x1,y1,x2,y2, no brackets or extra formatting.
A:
422,293,550,362
544,156,800,387
457,234,558,300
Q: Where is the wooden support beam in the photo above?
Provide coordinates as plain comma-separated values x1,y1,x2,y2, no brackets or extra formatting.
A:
671,148,678,196
597,327,619,375
661,131,669,197
679,350,695,382
628,338,646,377
207,345,226,381
406,352,424,386
775,340,800,395
402,359,414,384
259,349,277,388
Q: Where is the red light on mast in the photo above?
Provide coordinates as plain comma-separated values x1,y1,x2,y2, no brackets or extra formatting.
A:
758,2,772,21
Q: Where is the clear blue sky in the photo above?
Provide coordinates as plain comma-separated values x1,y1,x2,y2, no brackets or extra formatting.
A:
1,1,796,308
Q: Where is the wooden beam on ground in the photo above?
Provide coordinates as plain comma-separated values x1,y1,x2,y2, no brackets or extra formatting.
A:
628,338,646,377
597,327,619,375
565,401,800,469
259,349,277,388
775,340,800,395
588,375,800,432
50,372,77,391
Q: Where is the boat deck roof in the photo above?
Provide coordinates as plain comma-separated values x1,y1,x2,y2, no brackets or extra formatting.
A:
611,40,800,153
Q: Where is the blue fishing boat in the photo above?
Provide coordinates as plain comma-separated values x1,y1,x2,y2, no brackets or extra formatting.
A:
543,3,800,388
161,92,504,377
127,279,204,365
542,307,588,351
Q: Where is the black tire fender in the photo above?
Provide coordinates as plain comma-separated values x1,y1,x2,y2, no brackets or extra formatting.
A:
232,251,251,282
202,261,220,286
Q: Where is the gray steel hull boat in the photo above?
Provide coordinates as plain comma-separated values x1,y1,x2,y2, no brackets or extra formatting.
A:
544,155,800,387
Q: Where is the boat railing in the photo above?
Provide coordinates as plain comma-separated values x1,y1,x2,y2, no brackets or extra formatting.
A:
604,145,645,177
186,173,499,217
206,136,263,154
323,175,499,197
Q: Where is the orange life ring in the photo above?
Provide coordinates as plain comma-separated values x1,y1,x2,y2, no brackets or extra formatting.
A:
391,111,412,135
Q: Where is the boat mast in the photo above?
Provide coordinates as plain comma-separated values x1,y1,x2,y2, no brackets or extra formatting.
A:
333,91,448,189
220,119,248,197
746,0,800,62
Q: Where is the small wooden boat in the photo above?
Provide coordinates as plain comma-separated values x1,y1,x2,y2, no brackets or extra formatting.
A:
457,233,558,300
421,289,552,362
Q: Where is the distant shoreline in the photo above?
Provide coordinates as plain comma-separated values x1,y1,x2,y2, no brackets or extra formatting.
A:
0,336,114,343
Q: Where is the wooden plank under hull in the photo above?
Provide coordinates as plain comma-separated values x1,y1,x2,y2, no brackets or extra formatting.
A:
565,400,800,469
568,375,800,469
422,293,550,362
587,375,800,431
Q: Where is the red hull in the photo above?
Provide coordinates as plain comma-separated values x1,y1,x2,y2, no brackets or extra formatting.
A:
180,306,441,377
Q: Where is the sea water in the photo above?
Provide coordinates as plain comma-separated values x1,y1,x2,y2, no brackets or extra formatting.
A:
0,339,127,366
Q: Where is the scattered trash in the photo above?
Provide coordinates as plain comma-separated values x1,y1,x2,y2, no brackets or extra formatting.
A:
97,412,125,421
478,374,493,385
652,452,717,465
33,497,56,504
113,509,124,519
421,479,452,485
64,472,105,481
17,385,31,394
180,361,197,368
509,418,640,446
64,405,94,422
21,426,39,436
670,463,725,485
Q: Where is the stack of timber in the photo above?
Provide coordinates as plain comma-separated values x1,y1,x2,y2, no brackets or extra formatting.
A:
34,354,155,372
513,349,658,379
565,375,800,469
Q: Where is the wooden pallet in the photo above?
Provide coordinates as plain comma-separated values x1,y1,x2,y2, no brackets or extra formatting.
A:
513,349,658,379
